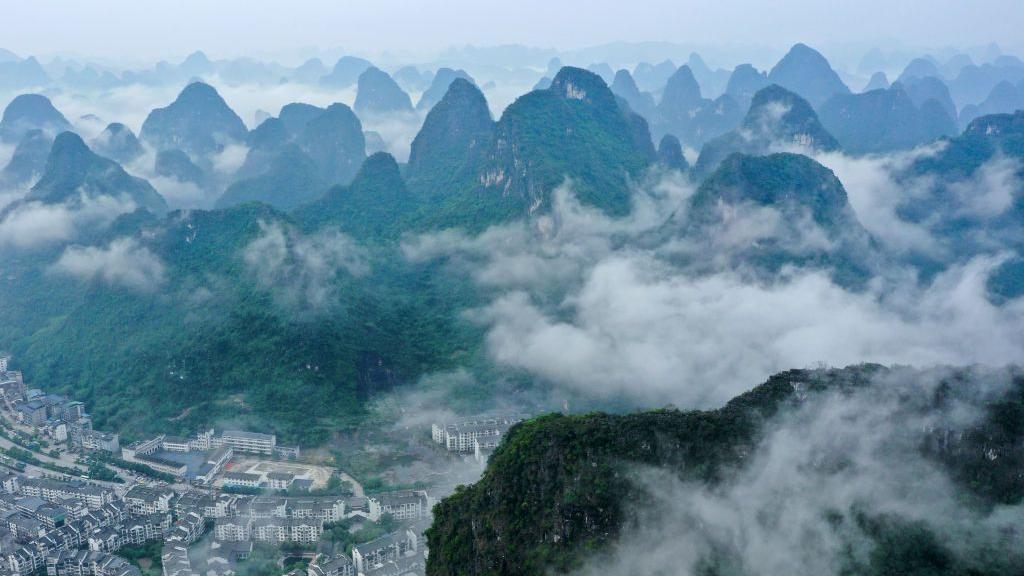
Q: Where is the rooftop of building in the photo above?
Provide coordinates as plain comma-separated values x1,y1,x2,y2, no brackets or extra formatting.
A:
124,485,174,502
221,430,275,441
223,471,261,482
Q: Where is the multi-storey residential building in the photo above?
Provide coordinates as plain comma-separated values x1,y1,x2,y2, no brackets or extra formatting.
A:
9,544,43,575
250,518,322,545
222,472,261,489
0,473,20,494
78,502,126,532
79,430,119,454
176,492,236,520
188,430,215,452
46,549,142,576
86,527,121,553
367,491,431,522
285,498,345,523
167,512,204,545
120,513,169,546
160,542,192,576
8,513,47,540
213,431,275,455
431,416,522,453
213,517,251,542
123,486,174,515
350,529,418,575
266,472,294,490
16,401,48,426
20,479,114,510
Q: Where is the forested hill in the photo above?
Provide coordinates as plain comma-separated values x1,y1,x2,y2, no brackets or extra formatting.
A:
426,364,1024,576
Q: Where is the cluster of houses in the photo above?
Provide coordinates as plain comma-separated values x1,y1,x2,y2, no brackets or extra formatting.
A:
0,465,435,576
210,490,432,545
0,472,191,576
0,357,118,455
0,357,438,576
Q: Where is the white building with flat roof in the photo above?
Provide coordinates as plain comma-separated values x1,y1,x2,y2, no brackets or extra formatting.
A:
367,491,432,522
213,431,276,455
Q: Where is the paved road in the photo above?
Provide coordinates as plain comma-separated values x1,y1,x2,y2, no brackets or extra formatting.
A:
0,421,132,488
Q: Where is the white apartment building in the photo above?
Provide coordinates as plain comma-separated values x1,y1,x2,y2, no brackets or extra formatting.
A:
213,431,275,455
367,491,431,522
222,472,261,489
20,479,114,510
123,486,174,515
251,518,322,545
351,529,418,575
213,517,252,542
431,416,522,453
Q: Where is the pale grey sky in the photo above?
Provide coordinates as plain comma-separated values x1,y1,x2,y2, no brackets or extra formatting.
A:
3,0,1022,65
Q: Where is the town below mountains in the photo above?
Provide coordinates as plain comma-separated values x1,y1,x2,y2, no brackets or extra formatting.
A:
0,40,1023,576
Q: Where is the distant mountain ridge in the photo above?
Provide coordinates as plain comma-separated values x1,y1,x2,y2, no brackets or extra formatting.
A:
9,131,167,215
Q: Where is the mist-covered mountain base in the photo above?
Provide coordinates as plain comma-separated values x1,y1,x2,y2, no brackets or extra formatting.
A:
0,57,1023,451
427,364,1024,576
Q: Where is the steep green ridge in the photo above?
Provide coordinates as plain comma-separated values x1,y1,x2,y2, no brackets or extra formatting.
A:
353,67,414,115
479,66,655,218
818,85,956,153
416,68,474,113
91,123,145,165
293,152,414,239
155,148,206,187
18,131,167,215
767,43,850,108
695,84,839,175
0,128,51,187
427,365,1024,575
218,144,325,210
139,81,248,157
296,103,366,186
0,93,70,143
235,117,290,180
899,110,1024,244
685,152,875,286
406,78,495,203
316,66,658,235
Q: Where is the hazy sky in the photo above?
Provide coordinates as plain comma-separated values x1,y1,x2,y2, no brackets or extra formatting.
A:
4,0,1023,64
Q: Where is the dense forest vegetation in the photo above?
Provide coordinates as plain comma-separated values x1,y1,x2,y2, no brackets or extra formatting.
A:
426,364,1024,575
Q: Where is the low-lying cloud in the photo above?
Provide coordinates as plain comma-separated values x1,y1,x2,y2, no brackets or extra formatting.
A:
478,253,1024,407
51,236,165,291
574,367,1024,575
0,193,137,249
244,220,368,311
407,166,1024,410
